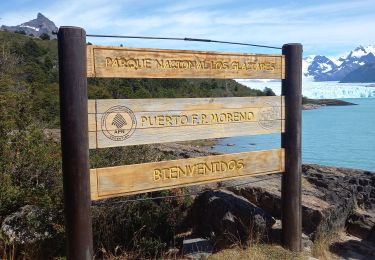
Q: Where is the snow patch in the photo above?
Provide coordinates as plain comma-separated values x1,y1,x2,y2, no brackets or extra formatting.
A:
351,48,366,59
329,57,343,66
302,55,316,75
20,25,39,32
319,63,332,73
364,45,375,55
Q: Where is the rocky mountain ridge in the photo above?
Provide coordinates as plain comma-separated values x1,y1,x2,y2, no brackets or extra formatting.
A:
1,13,57,39
304,45,375,83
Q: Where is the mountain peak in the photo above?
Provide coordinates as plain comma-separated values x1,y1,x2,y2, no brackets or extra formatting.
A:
347,45,375,59
37,12,46,19
354,45,365,51
1,13,57,39
35,13,51,23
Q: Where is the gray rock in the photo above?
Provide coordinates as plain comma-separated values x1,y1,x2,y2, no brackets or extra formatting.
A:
183,190,275,249
222,164,375,240
330,237,375,259
347,209,375,240
1,205,60,244
182,238,213,259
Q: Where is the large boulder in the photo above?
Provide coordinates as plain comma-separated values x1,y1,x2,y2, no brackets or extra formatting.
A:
183,190,275,248
347,209,375,241
303,164,375,239
1,205,63,245
221,164,375,240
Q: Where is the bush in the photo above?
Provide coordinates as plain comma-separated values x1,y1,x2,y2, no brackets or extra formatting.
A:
14,30,26,35
92,192,192,258
39,33,50,40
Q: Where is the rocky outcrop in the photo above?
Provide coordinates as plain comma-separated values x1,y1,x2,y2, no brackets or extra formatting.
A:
220,164,375,241
183,190,275,249
1,205,62,245
1,205,65,258
347,209,375,241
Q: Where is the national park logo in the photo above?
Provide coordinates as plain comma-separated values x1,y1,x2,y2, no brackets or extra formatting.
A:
101,106,137,141
258,102,281,129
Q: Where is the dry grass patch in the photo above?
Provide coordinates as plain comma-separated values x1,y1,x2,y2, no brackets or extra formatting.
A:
311,231,343,260
209,244,307,260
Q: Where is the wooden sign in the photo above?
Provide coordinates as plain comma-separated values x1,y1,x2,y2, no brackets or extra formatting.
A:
88,96,285,149
87,45,285,79
58,26,303,257
90,148,284,200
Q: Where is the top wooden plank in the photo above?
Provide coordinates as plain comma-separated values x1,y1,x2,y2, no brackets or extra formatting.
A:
87,45,285,79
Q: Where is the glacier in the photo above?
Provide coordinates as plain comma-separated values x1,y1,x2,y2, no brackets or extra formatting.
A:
237,79,375,99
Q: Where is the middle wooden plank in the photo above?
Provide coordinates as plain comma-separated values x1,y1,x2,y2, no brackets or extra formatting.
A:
88,96,285,149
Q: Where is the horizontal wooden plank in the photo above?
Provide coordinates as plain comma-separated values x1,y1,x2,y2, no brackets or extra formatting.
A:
88,96,285,149
90,148,285,200
87,45,284,79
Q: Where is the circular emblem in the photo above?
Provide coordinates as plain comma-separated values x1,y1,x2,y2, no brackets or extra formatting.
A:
101,106,137,141
258,103,281,129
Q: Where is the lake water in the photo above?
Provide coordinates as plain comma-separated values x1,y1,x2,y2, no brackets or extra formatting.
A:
213,98,375,172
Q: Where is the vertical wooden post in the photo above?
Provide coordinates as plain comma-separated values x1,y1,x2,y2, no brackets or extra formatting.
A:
281,43,303,252
58,27,93,259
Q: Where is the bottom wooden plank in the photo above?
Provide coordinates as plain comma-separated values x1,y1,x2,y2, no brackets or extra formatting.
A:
90,148,285,200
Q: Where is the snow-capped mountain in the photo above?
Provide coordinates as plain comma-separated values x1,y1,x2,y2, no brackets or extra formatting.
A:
303,55,338,81
1,13,57,39
304,45,375,82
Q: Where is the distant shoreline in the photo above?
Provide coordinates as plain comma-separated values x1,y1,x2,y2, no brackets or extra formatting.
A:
303,98,357,110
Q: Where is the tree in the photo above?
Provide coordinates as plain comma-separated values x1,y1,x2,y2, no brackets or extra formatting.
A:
15,30,26,35
39,33,50,40
263,87,276,96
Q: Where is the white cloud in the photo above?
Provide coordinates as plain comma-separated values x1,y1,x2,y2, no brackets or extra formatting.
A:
1,0,374,55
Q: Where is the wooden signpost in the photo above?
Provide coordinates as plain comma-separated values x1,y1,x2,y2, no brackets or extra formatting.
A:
58,26,302,259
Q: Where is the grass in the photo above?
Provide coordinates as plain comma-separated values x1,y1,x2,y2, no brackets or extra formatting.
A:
209,244,307,260
311,231,342,260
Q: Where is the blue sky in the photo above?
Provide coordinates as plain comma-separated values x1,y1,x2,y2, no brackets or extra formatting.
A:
1,0,374,57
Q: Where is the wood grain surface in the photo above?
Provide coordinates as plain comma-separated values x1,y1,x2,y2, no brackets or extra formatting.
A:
88,96,285,149
90,148,285,200
87,45,285,79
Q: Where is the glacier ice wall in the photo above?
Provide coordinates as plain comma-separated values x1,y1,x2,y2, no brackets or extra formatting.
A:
237,79,375,99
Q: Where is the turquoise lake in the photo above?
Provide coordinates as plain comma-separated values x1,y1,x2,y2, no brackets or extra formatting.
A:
213,98,375,172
